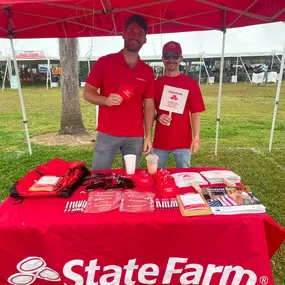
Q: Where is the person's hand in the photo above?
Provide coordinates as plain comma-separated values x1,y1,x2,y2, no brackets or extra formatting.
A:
158,114,172,126
142,137,152,154
105,93,123,106
190,139,200,156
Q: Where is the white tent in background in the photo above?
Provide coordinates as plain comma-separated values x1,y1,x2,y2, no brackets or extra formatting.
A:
0,22,284,154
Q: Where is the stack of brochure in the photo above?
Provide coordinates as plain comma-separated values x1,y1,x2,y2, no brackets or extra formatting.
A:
200,170,241,184
172,172,208,188
176,193,212,217
202,186,266,215
28,176,60,192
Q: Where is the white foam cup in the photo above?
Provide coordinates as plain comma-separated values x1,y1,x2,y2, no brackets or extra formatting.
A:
124,154,137,175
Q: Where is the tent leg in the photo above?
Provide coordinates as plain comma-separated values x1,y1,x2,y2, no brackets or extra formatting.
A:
198,54,202,85
1,57,8,91
235,56,238,83
201,54,211,85
46,58,50,90
8,56,12,87
10,37,32,155
275,54,282,64
271,52,274,69
239,56,252,84
269,40,285,151
88,59,91,73
214,30,226,156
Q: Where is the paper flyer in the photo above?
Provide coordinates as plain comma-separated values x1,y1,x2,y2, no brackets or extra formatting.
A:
159,85,189,114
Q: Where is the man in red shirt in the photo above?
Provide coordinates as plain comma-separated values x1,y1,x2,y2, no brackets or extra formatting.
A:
153,41,206,168
83,15,155,170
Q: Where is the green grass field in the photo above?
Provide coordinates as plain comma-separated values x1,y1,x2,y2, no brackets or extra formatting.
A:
0,83,285,282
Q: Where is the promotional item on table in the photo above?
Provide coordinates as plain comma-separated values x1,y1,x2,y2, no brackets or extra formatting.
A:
145,153,159,174
7,157,267,217
1,157,285,285
123,154,136,175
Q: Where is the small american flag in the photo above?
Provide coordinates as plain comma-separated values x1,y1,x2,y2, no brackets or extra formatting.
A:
208,195,238,207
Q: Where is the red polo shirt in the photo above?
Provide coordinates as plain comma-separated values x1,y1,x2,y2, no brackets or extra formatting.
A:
86,50,154,137
153,74,205,150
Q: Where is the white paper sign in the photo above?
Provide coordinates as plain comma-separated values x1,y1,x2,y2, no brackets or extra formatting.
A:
231,75,237,83
252,72,264,84
10,75,18,89
267,71,277,83
207,77,215,84
159,85,189,114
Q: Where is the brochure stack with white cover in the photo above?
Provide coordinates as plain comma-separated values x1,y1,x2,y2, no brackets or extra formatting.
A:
172,172,208,188
200,170,241,184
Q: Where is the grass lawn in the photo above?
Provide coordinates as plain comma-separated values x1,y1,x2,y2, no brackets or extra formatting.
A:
0,82,285,282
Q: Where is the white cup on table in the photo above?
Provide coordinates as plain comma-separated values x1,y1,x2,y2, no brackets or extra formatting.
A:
124,154,136,175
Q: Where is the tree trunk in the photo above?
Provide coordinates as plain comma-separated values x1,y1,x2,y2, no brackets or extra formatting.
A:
58,38,86,135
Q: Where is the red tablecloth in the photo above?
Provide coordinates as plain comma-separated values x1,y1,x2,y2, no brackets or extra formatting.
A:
0,168,284,285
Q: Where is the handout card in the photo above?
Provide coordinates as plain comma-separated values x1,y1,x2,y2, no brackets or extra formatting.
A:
159,85,189,114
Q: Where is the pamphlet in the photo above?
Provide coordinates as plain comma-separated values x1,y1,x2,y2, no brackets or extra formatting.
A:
172,172,208,188
177,193,212,217
28,176,60,192
200,170,241,184
202,186,266,215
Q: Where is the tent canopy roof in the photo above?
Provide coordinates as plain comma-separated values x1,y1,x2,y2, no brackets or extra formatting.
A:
0,0,284,39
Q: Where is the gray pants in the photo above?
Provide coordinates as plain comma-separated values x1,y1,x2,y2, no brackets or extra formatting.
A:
92,132,144,170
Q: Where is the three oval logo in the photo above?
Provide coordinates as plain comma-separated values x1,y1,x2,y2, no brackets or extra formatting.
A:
8,257,60,285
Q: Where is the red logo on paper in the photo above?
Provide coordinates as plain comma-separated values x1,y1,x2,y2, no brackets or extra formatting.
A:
170,95,178,100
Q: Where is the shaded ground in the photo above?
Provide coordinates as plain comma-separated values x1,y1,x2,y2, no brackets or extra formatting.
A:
30,131,97,146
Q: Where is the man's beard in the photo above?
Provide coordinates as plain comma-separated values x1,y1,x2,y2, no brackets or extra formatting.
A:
125,39,143,52
165,62,178,72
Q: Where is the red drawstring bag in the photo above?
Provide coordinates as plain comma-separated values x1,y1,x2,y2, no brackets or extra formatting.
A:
9,158,90,203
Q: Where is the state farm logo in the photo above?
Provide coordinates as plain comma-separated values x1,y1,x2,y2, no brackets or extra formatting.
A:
7,256,262,285
170,95,178,100
8,257,61,285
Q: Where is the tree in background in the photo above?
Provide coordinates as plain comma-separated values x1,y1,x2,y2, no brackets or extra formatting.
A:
58,38,86,135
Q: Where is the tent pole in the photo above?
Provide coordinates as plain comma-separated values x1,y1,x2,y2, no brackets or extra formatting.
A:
8,56,12,88
235,55,238,83
87,59,91,73
2,55,8,90
201,54,211,85
46,58,50,90
240,56,252,84
269,40,285,151
215,29,226,156
10,37,32,155
198,54,202,85
275,54,282,64
49,59,52,88
271,51,275,70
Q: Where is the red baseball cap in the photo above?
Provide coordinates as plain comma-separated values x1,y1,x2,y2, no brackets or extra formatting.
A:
162,41,182,55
